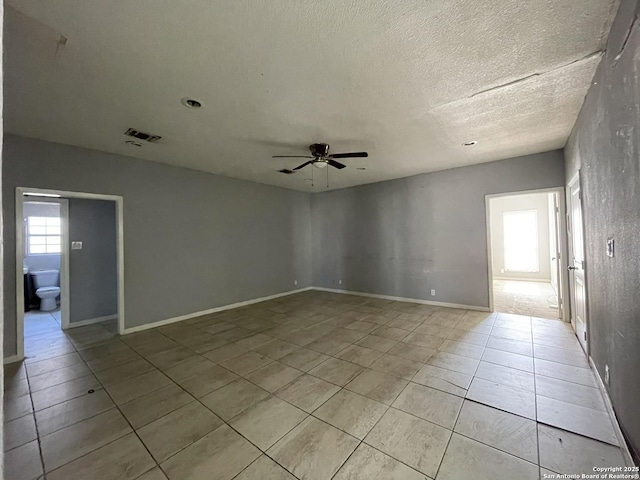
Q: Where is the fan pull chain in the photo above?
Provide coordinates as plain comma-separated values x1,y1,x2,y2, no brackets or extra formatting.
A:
326,166,329,188
311,166,314,187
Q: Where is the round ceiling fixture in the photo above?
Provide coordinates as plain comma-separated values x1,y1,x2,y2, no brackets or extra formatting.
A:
463,140,478,146
181,97,202,109
125,140,143,147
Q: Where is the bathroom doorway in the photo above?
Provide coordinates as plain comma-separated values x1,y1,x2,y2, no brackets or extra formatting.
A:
15,187,125,361
486,187,569,321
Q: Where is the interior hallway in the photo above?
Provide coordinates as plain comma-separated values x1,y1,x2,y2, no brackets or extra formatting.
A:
4,291,625,479
493,280,559,320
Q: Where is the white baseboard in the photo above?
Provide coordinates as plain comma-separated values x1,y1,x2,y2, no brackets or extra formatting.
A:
312,287,491,312
589,356,636,466
65,314,118,329
3,354,22,365
122,287,314,335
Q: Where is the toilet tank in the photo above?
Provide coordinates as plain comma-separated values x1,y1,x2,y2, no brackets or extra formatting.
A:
31,270,59,289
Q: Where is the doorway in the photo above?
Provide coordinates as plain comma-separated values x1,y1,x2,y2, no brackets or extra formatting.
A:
567,173,588,351
15,187,125,361
486,188,569,321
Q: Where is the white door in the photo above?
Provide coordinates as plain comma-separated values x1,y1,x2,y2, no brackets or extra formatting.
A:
568,174,587,351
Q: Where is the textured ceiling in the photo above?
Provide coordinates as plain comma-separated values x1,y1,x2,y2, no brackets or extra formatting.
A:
4,0,618,191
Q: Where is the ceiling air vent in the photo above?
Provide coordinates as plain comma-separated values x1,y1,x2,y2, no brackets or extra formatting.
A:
124,128,162,143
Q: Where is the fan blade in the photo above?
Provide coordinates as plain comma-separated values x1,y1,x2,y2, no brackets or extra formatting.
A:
293,161,314,170
329,152,368,159
272,155,314,158
278,169,296,174
327,159,346,169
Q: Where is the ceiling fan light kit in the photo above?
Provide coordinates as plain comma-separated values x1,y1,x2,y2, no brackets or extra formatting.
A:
272,143,368,187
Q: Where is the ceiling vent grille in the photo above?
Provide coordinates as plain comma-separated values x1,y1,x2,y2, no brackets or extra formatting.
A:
124,128,162,143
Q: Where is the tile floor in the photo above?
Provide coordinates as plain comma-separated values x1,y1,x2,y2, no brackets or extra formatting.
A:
4,291,629,479
493,280,559,319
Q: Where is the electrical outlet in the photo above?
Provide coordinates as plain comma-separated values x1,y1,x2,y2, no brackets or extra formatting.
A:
294,280,298,286
71,241,83,250
339,280,343,285
606,238,615,257
430,289,436,296
604,364,610,385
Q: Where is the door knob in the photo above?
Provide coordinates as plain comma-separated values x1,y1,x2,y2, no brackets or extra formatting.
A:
567,266,577,270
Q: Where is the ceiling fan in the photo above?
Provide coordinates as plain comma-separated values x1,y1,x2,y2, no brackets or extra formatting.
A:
274,143,368,175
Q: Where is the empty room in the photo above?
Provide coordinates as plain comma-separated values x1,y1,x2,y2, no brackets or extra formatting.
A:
1,1,638,479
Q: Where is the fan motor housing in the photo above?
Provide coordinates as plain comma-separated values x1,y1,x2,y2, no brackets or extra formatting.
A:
310,143,330,157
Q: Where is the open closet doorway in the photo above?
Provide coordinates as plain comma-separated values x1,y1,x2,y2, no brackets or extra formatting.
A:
486,188,569,321
15,187,125,361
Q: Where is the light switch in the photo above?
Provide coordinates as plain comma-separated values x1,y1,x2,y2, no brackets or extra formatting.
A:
71,241,83,250
606,238,614,257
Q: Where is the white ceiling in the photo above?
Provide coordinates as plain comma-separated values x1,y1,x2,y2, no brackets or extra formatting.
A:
4,0,618,192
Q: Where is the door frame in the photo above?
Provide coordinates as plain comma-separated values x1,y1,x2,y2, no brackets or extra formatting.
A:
15,187,125,361
485,187,570,321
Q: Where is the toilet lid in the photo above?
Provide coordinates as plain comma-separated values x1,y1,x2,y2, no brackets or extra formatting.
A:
36,286,60,294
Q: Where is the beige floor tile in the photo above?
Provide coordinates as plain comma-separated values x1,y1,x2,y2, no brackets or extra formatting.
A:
372,326,410,342
466,377,536,420
120,383,193,428
326,327,367,343
486,336,533,356
245,362,304,392
146,346,198,369
355,334,398,352
369,354,422,380
162,355,219,382
35,389,114,436
220,351,273,376
274,374,340,413
230,396,307,450
26,352,84,377
137,401,223,461
345,369,408,405
309,357,364,386
536,395,618,445
535,375,606,411
41,408,131,472
234,455,296,480
427,351,479,375
4,440,43,480
4,414,37,451
46,433,155,480
392,382,463,429
437,433,539,480
438,339,485,359
28,363,92,392
31,375,102,411
176,364,239,397
268,417,359,480
255,339,300,359
200,378,270,420
454,400,538,463
235,333,276,350
538,424,626,475
4,393,33,422
534,359,597,387
475,361,535,392
364,407,450,478
386,317,421,331
490,327,532,343
446,329,489,346
203,343,248,363
335,344,383,367
402,332,443,349
414,323,457,337
105,369,172,405
411,364,472,397
482,348,534,373
278,347,329,372
314,389,387,439
94,357,155,386
160,424,261,480
533,343,589,368
386,342,435,363
333,443,424,480
135,467,168,480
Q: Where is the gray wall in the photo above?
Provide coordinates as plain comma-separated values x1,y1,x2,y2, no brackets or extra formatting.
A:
564,0,640,464
312,151,565,307
68,198,117,323
3,135,312,356
489,193,552,282
23,201,61,273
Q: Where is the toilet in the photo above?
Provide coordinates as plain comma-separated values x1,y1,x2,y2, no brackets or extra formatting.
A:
31,270,61,312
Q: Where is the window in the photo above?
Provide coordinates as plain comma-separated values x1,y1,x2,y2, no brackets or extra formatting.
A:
27,216,61,254
503,210,539,273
